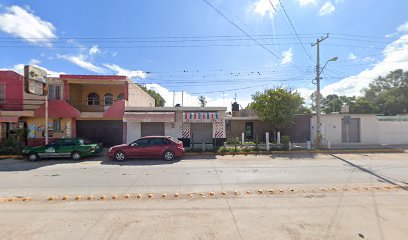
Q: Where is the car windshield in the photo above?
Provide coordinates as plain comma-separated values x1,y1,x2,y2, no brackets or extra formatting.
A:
78,138,93,145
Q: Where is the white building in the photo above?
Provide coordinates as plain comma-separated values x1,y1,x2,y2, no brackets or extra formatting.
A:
124,106,227,148
310,114,408,145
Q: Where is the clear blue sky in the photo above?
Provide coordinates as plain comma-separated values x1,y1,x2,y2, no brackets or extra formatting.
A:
1,0,408,107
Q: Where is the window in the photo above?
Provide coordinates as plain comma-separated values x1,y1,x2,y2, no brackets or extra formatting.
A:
87,92,100,105
104,93,113,105
48,85,61,100
0,83,5,103
133,138,150,146
61,140,76,147
117,93,124,100
151,138,171,145
53,119,61,132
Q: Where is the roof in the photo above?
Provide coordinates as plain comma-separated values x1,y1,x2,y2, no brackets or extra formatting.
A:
60,74,127,80
125,106,227,112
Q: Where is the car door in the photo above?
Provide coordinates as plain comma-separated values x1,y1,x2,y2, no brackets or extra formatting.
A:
59,140,78,158
128,138,151,158
149,138,167,158
42,141,61,158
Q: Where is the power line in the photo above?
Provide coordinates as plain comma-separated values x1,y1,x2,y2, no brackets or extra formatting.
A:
274,0,315,62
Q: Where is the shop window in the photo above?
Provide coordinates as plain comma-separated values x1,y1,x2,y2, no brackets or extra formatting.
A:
0,83,5,103
87,92,100,105
104,93,114,105
53,119,62,132
48,85,61,100
117,93,124,100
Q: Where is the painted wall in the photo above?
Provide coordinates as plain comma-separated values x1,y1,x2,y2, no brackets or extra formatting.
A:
26,117,73,139
310,114,408,145
0,71,24,111
126,122,141,143
126,83,155,107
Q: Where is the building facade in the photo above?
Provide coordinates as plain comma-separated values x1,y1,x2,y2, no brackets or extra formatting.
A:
0,71,154,147
124,107,227,148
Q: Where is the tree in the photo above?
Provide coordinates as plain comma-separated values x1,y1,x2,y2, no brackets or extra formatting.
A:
198,95,207,107
138,84,166,107
250,88,304,131
362,69,408,115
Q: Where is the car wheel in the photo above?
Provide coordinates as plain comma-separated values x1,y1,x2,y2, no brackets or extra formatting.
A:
163,150,175,161
114,151,127,161
27,153,39,162
71,151,81,160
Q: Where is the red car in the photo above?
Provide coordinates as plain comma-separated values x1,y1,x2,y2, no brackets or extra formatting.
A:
108,136,184,161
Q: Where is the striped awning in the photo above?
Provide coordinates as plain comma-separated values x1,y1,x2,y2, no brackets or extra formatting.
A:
124,112,175,122
183,112,220,120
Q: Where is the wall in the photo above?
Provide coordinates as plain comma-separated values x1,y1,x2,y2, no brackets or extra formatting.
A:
25,117,73,139
80,84,125,105
126,83,155,107
126,122,141,143
0,71,24,111
378,121,408,144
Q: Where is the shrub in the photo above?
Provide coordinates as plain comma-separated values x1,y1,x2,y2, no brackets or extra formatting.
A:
281,135,290,146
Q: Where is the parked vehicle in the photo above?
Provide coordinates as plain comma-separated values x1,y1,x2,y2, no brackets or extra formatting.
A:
22,138,103,161
108,136,184,161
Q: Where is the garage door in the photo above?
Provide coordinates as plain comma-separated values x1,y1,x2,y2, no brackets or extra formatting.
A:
141,122,165,137
76,120,123,147
191,123,212,144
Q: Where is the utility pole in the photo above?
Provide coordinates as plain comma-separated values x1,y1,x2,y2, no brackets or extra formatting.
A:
311,33,329,147
173,91,175,107
181,91,184,107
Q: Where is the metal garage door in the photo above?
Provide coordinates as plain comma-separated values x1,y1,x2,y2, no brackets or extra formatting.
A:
190,123,212,144
76,120,123,147
342,117,360,143
141,122,165,137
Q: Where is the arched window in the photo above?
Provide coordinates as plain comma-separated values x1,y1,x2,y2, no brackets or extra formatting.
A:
104,93,113,105
117,93,124,100
87,92,100,105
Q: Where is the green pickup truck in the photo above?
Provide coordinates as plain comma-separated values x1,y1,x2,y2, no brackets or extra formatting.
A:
22,138,103,161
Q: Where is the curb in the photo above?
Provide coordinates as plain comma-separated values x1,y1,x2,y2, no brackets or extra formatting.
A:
184,148,405,156
0,155,19,160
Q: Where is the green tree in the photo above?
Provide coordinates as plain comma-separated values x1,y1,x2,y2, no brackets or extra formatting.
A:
363,69,408,115
250,88,304,131
198,95,207,107
138,84,166,107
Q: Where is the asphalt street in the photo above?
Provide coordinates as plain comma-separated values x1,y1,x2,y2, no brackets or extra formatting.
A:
0,153,407,240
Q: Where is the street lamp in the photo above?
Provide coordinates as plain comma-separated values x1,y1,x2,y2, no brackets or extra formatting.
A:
315,56,338,148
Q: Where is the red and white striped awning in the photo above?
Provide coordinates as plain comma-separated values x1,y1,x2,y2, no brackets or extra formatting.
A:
124,112,175,122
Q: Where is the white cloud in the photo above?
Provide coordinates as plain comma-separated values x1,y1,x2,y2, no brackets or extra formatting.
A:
319,2,335,16
103,64,146,79
348,53,357,60
0,5,56,46
281,48,293,64
29,58,41,65
145,83,251,110
297,0,317,7
397,22,408,33
1,63,64,77
57,54,106,73
321,34,408,96
89,45,101,55
252,0,279,18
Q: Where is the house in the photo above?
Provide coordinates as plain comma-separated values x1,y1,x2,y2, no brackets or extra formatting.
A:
0,71,154,146
225,102,311,143
124,106,227,148
310,113,408,145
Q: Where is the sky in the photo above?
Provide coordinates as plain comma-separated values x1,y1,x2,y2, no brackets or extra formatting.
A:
1,0,408,110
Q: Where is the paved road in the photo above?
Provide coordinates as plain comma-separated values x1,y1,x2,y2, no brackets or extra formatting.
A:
0,153,407,198
0,153,407,240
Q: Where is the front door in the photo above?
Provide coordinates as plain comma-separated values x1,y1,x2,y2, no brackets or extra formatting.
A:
245,122,254,141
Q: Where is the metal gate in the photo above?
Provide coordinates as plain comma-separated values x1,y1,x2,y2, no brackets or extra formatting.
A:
190,123,212,145
141,122,165,137
76,120,123,147
342,117,360,143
